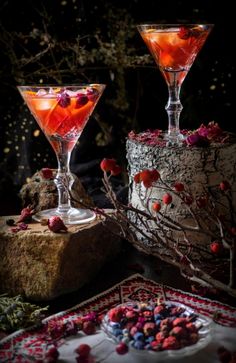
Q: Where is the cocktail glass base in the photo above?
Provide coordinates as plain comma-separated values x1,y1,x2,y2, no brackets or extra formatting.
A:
33,207,96,225
163,131,185,146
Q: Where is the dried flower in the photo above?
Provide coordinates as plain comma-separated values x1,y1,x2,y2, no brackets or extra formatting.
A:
47,216,68,233
18,206,34,223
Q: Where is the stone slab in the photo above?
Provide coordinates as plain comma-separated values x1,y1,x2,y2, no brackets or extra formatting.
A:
0,215,121,301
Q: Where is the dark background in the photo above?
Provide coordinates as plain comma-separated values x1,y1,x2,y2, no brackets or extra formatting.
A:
0,0,234,216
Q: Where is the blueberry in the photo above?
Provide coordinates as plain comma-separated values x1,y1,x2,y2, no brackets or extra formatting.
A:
113,328,123,337
134,340,145,350
133,332,144,341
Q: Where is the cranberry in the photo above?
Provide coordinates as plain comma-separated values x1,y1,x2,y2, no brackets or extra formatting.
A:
76,95,88,108
57,92,71,108
82,321,96,335
115,342,128,355
75,343,91,357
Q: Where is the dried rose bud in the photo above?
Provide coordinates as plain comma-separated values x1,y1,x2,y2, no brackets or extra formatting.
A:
47,216,67,233
18,206,34,223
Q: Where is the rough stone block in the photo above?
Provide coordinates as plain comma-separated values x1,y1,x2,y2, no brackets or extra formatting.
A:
0,215,121,301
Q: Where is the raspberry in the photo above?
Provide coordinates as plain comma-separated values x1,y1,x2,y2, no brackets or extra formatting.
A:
154,305,165,315
186,322,197,333
115,342,129,355
76,95,88,108
57,92,70,108
162,336,180,350
75,343,91,357
100,158,117,172
82,321,96,335
143,322,156,336
47,216,67,233
219,180,231,191
162,193,172,205
173,182,185,192
170,326,186,337
108,307,123,322
172,317,187,327
152,201,161,213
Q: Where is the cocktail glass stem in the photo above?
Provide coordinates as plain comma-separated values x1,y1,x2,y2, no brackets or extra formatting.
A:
55,149,73,215
165,72,183,144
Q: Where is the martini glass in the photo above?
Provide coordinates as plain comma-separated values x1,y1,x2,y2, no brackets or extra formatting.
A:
137,24,213,145
18,84,105,224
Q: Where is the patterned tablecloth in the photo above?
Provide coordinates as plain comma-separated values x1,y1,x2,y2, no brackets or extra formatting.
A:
0,274,236,362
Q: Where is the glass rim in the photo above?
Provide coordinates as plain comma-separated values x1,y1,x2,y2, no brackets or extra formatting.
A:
137,23,214,28
17,84,106,89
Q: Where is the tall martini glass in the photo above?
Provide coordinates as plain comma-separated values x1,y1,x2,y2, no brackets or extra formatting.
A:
137,24,213,144
18,84,105,224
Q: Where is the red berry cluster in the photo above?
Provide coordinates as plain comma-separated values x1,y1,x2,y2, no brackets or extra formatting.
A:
105,302,201,354
134,169,160,188
100,158,122,176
